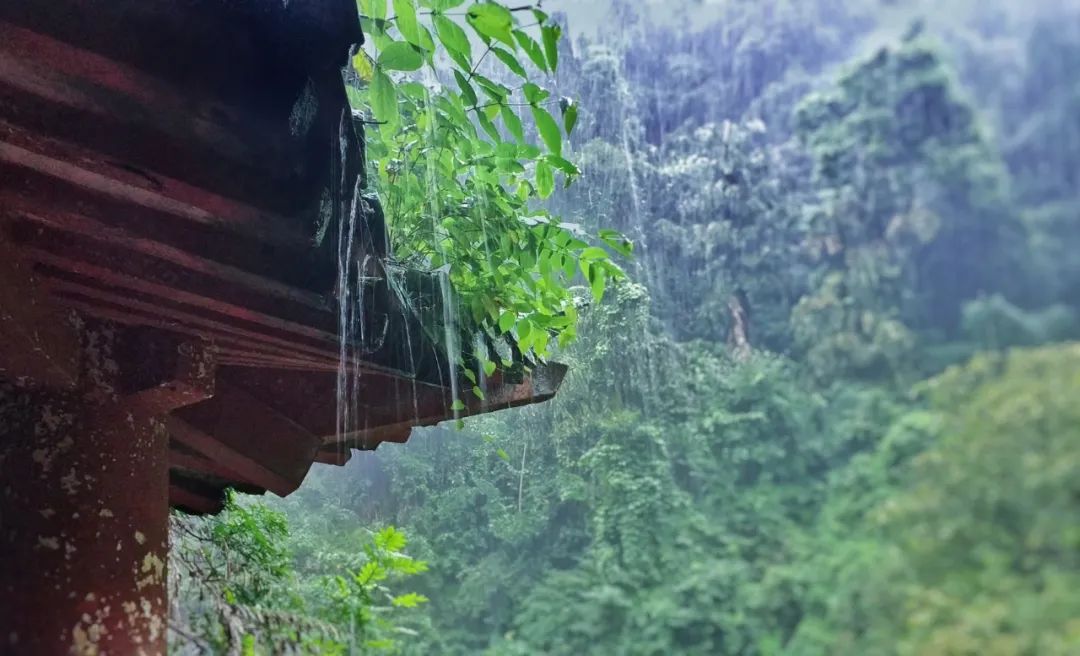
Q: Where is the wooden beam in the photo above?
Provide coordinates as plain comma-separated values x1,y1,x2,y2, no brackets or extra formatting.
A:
313,447,353,466
0,234,78,388
0,21,307,224
167,417,298,497
169,447,252,487
171,381,323,496
123,338,217,416
329,363,569,450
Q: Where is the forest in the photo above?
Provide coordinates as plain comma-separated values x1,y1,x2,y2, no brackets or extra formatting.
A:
169,0,1080,653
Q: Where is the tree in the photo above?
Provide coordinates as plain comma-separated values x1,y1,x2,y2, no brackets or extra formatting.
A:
792,33,1023,380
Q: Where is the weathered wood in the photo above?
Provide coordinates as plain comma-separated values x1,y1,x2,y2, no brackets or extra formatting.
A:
0,236,79,388
167,417,298,499
172,381,323,497
0,20,309,219
112,335,218,421
0,325,170,655
169,448,252,491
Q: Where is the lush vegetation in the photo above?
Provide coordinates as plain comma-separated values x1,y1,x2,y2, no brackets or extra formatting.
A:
171,1,1080,654
348,0,627,368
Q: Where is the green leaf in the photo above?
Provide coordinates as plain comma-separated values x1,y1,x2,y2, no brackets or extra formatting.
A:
513,30,548,72
561,98,579,135
536,159,554,198
375,525,408,551
378,41,423,71
499,311,516,333
472,385,485,400
417,24,436,59
453,69,477,105
474,74,509,102
517,319,533,342
434,14,472,64
482,359,497,377
531,105,562,156
475,107,501,141
392,592,429,608
501,105,525,143
491,46,527,78
352,52,375,81
357,561,386,584
392,0,421,46
600,229,634,257
542,23,561,71
370,68,399,124
450,399,466,411
523,82,550,105
580,246,608,261
466,3,515,48
421,0,464,9
589,265,606,302
546,155,579,177
496,448,510,462
362,0,388,20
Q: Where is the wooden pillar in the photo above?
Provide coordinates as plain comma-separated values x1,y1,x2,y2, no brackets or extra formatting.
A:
0,387,170,655
0,315,214,655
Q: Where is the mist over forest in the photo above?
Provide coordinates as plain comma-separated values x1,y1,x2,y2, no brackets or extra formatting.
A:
171,1,1080,653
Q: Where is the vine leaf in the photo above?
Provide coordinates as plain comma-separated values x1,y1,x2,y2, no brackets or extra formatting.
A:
501,105,525,143
536,160,554,198
513,30,548,72
378,41,423,71
370,68,399,125
434,14,472,66
542,23,561,71
392,0,422,46
454,69,478,105
560,97,579,135
492,46,527,78
531,105,563,157
466,3,516,48
352,52,375,81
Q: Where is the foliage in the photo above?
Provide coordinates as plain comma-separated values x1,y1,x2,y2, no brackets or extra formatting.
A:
170,493,428,654
792,34,1023,381
789,344,1080,655
881,345,1080,655
349,0,629,363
